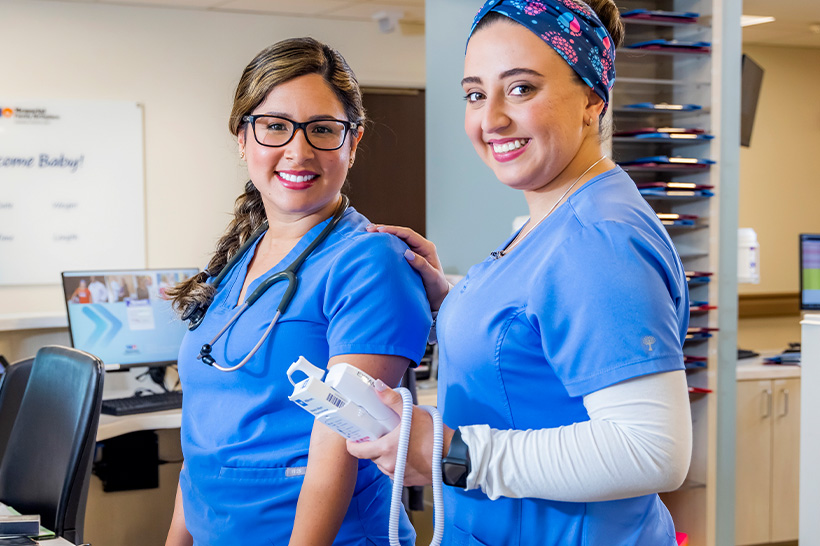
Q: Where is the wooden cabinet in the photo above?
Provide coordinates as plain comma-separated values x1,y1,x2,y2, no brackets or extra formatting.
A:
735,376,800,545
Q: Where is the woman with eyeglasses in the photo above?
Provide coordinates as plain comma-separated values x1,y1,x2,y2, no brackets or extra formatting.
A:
348,1,692,545
164,37,430,546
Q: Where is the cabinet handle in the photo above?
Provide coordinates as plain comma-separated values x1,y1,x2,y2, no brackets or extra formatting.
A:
780,388,790,417
761,388,772,418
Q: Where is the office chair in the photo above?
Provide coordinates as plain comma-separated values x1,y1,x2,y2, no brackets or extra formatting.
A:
0,357,35,464
0,346,104,545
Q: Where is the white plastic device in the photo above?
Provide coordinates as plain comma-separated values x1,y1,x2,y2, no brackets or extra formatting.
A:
287,356,444,546
287,356,400,443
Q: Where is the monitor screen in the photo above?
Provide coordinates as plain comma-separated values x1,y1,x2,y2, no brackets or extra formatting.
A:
800,235,820,310
61,268,198,368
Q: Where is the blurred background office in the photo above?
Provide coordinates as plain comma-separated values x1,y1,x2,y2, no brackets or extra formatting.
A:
1,0,820,545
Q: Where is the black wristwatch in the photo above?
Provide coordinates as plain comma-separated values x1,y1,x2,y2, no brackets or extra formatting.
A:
441,428,471,488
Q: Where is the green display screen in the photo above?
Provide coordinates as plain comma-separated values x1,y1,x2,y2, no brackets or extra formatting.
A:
800,235,820,309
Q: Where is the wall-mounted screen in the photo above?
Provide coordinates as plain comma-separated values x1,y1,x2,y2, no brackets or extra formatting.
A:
741,54,764,147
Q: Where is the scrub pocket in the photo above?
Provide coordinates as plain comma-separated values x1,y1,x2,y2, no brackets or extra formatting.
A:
446,526,494,546
186,465,308,546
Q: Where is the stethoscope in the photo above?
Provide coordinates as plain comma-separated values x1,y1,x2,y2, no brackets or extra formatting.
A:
181,195,349,372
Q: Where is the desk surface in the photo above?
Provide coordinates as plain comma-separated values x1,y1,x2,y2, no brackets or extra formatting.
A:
97,409,181,442
737,353,802,381
416,380,438,407
0,504,74,545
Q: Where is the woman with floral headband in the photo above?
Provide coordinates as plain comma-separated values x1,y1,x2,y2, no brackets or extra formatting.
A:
348,1,692,544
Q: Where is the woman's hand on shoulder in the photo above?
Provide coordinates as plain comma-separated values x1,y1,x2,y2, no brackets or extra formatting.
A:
366,224,450,311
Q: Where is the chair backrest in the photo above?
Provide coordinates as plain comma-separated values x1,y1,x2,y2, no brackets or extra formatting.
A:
0,357,35,464
0,346,104,544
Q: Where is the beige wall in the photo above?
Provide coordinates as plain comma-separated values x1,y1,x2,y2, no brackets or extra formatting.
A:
738,315,802,352
739,45,820,296
0,0,424,318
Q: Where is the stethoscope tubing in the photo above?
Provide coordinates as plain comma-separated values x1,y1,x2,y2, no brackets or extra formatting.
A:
195,195,348,372
202,310,282,372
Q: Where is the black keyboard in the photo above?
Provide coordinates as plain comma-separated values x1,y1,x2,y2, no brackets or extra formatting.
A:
101,391,183,416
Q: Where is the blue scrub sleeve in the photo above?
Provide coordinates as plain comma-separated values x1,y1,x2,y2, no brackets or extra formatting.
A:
324,233,432,363
529,221,687,397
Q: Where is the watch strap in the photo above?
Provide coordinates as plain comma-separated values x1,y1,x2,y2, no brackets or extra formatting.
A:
441,427,471,488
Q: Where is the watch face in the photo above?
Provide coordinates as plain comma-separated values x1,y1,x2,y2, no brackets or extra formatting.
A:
442,461,467,487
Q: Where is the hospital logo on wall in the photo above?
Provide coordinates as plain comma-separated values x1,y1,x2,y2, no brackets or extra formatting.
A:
0,106,60,123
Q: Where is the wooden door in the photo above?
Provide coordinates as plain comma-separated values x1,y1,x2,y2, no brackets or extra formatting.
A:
735,380,773,546
771,378,800,542
346,89,425,235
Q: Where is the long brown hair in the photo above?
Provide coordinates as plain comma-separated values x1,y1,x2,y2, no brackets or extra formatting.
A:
167,37,365,316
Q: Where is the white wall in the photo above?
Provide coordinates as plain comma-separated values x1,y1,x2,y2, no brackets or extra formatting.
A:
0,0,425,317
426,0,530,275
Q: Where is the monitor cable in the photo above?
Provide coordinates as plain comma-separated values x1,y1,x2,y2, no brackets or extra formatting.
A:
390,387,444,546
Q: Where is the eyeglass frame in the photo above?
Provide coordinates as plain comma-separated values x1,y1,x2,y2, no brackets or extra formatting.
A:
241,114,360,151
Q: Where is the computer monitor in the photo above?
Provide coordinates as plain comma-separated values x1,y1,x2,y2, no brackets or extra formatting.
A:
61,268,198,369
800,235,820,310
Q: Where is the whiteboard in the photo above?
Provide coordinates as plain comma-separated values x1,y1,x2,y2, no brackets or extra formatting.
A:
0,99,145,285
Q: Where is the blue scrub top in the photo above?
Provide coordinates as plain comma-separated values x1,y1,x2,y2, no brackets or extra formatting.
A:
177,208,430,546
437,167,689,546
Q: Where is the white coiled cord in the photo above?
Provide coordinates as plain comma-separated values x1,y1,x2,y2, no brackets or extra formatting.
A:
389,387,444,546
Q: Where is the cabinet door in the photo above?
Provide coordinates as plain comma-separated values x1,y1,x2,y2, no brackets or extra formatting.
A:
735,380,773,545
771,378,800,542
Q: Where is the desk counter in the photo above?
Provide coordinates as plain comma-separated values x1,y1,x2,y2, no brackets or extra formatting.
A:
0,503,74,545
736,354,801,381
416,380,437,407
97,409,181,442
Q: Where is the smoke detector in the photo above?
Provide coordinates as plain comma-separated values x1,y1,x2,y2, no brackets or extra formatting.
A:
372,10,404,33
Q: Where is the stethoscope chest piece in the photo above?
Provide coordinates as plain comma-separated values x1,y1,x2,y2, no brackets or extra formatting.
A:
182,301,208,331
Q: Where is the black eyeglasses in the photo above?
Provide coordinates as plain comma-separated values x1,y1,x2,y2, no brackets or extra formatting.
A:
242,114,359,151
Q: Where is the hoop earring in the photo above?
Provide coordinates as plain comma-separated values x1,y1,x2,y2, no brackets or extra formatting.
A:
240,150,246,161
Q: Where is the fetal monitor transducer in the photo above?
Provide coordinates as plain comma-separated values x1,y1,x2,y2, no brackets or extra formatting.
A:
287,357,444,546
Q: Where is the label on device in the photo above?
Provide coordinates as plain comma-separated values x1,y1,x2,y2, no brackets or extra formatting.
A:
287,356,399,443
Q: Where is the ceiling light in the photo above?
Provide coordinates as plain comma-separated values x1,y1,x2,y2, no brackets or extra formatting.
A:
741,15,776,27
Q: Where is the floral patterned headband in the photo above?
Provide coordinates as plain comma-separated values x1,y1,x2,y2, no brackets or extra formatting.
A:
468,0,616,114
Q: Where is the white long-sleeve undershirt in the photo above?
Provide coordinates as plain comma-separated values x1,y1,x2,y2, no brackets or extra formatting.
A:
460,370,692,502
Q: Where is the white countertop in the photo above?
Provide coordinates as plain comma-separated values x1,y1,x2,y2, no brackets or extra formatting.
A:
97,409,182,442
0,312,68,332
736,353,801,380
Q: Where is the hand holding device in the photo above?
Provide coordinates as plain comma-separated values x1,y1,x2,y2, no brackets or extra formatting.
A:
346,385,442,486
288,356,444,546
